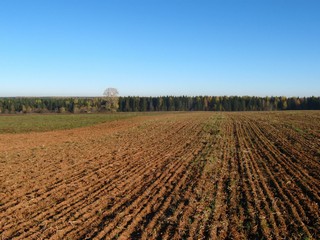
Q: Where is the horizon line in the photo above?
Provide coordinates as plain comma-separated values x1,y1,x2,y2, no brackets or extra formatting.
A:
0,95,319,98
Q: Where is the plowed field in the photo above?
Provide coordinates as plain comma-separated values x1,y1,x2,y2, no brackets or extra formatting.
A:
1,112,319,239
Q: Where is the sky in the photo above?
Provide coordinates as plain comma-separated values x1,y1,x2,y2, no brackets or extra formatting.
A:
0,0,319,97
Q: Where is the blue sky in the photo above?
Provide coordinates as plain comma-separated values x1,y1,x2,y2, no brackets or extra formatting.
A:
0,0,319,97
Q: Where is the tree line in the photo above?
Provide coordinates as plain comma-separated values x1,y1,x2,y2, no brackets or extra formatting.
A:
0,96,319,114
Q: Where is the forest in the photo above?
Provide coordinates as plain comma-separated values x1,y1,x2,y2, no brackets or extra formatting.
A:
0,96,319,114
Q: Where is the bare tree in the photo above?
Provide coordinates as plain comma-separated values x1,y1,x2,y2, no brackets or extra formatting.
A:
103,87,119,112
103,88,119,97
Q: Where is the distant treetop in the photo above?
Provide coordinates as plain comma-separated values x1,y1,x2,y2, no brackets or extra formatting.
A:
103,88,119,98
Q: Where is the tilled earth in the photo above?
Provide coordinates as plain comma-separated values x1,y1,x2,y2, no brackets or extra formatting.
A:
1,112,319,239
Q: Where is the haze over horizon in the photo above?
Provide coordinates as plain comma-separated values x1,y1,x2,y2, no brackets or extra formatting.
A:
1,0,319,97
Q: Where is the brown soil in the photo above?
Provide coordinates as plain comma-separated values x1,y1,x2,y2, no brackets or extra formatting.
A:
1,111,319,239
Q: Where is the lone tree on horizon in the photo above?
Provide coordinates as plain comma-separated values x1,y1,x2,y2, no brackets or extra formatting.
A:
103,87,119,112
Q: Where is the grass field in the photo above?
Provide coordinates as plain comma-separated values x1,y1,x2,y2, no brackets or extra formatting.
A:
0,113,143,134
0,111,319,239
